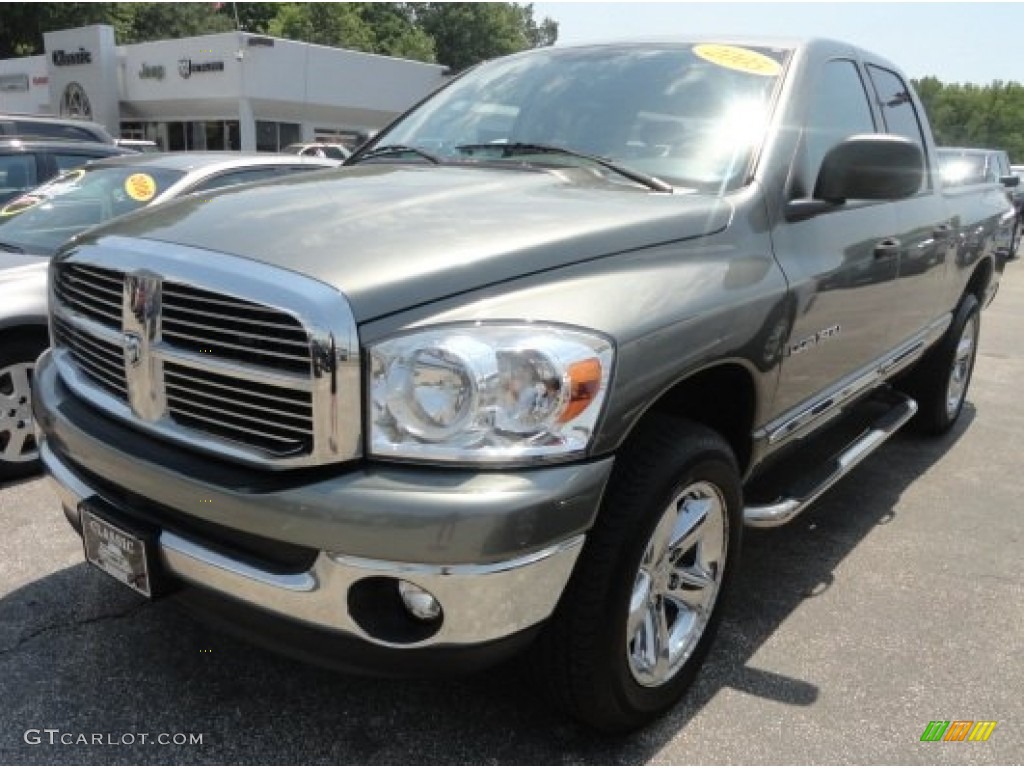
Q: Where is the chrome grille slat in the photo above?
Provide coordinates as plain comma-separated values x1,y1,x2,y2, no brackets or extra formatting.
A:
54,318,122,363
57,325,121,370
166,405,308,451
166,395,311,437
163,365,311,408
161,315,310,348
161,304,309,333
160,329,311,364
64,278,122,300
165,381,312,425
68,263,123,285
54,284,122,325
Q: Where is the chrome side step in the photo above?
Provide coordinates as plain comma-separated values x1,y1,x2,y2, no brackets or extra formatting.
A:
743,391,918,528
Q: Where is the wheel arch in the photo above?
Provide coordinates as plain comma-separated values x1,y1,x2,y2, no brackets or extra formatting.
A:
621,361,760,477
964,256,995,308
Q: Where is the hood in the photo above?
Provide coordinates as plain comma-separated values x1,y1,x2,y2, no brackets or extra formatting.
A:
75,164,732,321
0,254,48,279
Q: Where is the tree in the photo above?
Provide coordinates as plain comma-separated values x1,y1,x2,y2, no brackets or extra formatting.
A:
112,3,233,44
0,2,115,57
913,76,1024,162
412,2,558,71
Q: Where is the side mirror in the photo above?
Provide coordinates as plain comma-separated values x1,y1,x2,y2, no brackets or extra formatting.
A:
814,134,924,203
999,174,1020,188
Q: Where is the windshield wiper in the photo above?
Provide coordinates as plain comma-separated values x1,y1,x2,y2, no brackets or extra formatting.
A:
352,144,442,165
454,142,673,192
0,241,24,254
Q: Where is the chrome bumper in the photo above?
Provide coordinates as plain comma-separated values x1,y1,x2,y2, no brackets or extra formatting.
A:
42,441,584,649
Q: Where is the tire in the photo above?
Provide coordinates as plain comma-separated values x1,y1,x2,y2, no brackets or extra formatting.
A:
903,293,980,436
535,416,742,733
0,331,48,482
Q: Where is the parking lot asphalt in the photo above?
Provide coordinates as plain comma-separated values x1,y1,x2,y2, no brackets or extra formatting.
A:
1,263,1022,765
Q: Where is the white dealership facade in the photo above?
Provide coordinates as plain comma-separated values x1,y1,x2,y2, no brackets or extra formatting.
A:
0,24,447,150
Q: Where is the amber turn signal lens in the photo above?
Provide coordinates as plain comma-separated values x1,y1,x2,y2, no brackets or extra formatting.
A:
559,357,603,423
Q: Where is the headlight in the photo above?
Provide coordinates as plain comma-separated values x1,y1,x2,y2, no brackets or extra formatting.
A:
369,325,613,464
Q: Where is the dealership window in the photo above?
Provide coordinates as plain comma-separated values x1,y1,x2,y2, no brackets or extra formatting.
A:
125,120,240,151
256,121,301,152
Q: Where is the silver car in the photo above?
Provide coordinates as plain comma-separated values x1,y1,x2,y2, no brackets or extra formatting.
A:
0,152,339,480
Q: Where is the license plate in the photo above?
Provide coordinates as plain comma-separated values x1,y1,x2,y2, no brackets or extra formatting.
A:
80,504,155,597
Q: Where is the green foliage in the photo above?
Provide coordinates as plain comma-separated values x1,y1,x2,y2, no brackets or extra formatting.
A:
913,76,1024,163
0,2,115,56
112,3,234,44
0,2,555,68
412,2,557,71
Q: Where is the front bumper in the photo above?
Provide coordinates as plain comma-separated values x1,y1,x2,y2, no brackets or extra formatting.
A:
34,350,612,657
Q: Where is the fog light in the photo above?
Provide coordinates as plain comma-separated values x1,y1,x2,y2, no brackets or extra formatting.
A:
397,580,442,622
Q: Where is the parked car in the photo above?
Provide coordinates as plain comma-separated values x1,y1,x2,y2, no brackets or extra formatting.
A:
33,39,1009,732
0,138,131,204
283,142,351,160
939,147,1021,256
0,113,115,144
0,152,339,480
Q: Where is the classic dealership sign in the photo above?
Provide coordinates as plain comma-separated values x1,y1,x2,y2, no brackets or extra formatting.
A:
177,59,225,78
51,48,92,66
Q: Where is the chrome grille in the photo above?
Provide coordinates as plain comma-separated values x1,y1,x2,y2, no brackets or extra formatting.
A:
52,264,123,328
49,242,361,469
161,282,311,373
52,316,126,397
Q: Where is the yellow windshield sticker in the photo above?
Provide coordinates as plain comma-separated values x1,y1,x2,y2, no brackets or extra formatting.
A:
125,173,157,202
0,195,42,216
693,44,782,77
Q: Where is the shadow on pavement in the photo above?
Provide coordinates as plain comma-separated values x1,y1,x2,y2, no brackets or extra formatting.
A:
0,409,974,764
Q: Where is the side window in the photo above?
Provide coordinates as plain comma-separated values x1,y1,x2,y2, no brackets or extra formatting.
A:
53,153,98,173
0,154,38,196
13,120,96,142
802,59,877,191
865,66,927,149
189,167,283,193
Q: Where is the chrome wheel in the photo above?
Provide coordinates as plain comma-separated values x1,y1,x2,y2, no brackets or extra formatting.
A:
0,362,37,465
627,480,728,688
945,314,977,420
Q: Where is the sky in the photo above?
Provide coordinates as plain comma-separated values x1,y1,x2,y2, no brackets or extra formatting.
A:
531,2,1023,85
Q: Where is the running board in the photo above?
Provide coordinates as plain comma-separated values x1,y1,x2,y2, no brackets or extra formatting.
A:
743,391,918,528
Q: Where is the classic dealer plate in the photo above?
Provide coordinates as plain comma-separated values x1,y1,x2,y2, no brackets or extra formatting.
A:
80,503,156,598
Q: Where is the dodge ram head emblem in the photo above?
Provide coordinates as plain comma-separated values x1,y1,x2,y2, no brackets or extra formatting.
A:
124,333,143,368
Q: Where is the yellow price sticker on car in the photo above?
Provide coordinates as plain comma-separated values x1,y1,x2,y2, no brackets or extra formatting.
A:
693,44,782,77
0,195,42,216
124,173,157,202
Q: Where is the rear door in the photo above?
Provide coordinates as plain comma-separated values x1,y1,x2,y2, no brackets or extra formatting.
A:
864,64,952,347
768,57,899,416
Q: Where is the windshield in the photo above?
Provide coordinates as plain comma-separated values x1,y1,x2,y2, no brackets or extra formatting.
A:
363,43,790,193
0,166,184,255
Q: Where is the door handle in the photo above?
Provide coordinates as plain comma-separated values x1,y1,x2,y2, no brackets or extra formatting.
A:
873,237,901,260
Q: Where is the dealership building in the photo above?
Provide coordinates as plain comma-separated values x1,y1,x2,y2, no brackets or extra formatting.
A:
0,24,448,150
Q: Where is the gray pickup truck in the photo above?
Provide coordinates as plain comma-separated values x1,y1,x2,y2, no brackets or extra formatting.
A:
33,39,1009,732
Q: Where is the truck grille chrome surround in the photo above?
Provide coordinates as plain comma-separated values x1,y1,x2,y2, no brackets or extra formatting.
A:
48,235,361,468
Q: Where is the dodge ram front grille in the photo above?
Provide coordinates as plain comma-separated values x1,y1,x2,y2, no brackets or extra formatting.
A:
48,241,361,468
